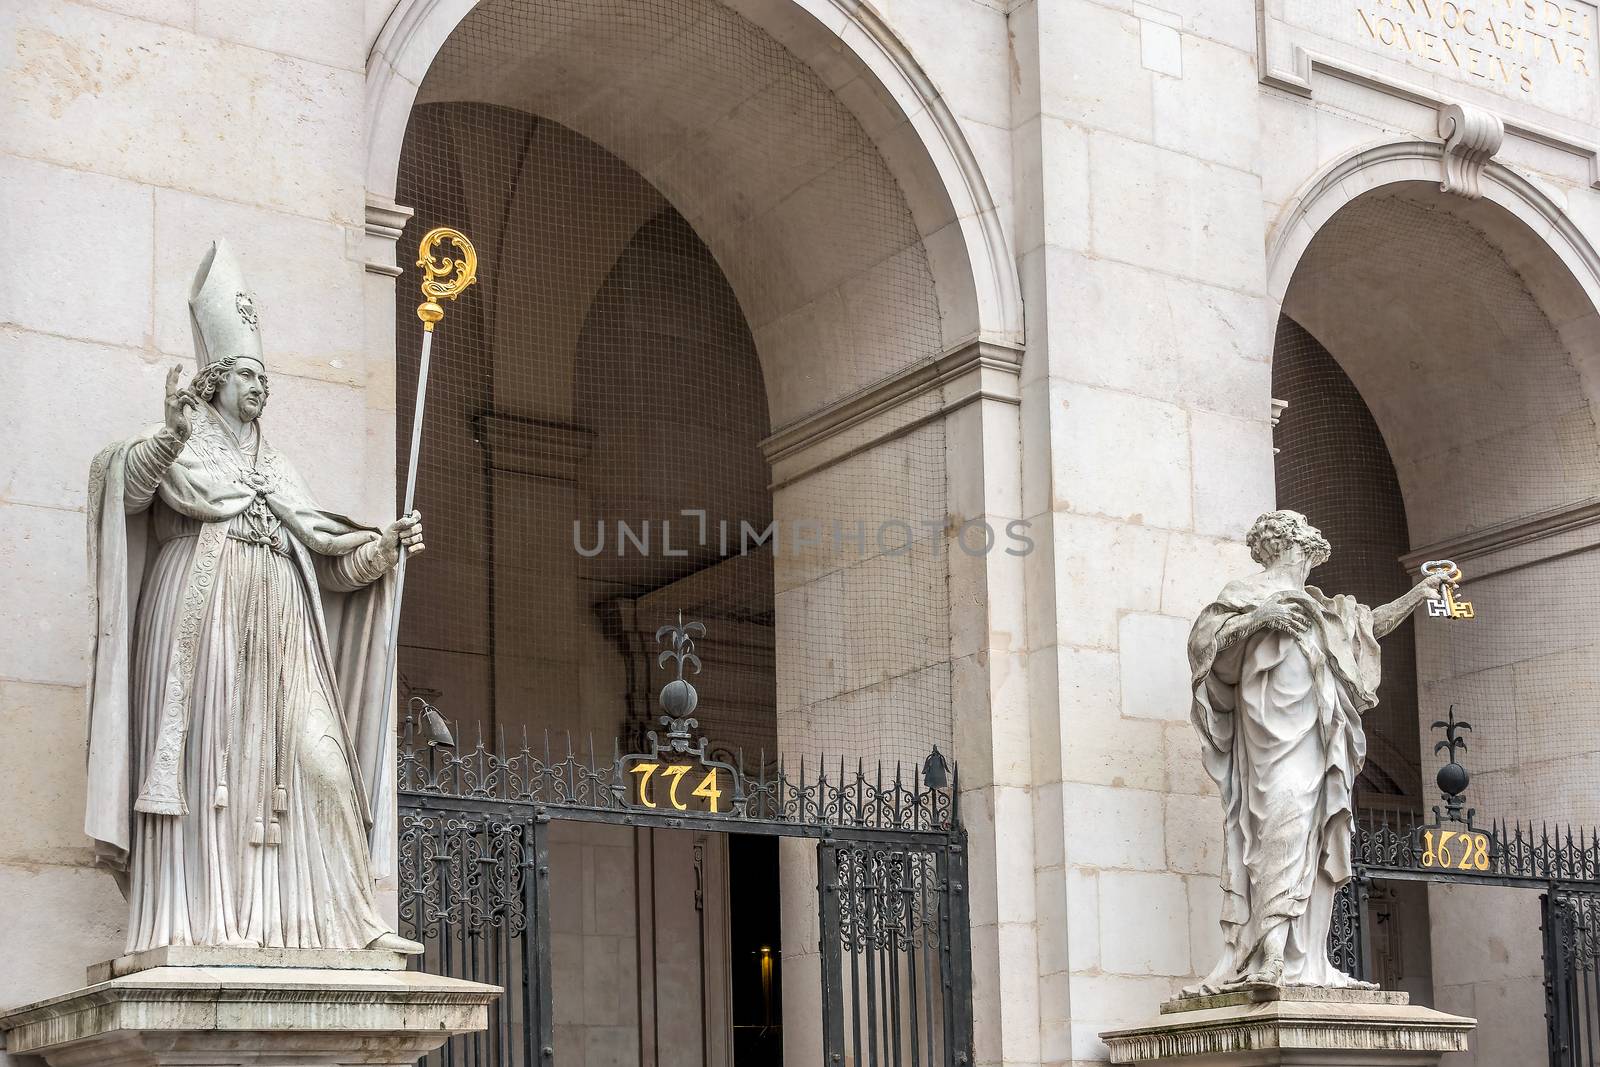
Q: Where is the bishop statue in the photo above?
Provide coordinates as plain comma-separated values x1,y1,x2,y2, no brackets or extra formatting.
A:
85,241,423,953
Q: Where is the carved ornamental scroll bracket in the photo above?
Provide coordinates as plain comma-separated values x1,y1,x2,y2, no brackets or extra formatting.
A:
1437,102,1505,200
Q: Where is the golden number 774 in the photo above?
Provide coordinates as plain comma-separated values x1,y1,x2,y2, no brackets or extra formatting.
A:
629,761,724,813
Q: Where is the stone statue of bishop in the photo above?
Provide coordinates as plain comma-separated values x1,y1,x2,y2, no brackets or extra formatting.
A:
1187,510,1449,991
85,241,422,953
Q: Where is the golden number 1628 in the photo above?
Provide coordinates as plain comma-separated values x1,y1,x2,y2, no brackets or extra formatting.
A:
1419,829,1490,871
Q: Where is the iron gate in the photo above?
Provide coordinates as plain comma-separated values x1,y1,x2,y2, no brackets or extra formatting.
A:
1330,712,1600,1066
396,620,973,1067
1545,890,1600,1067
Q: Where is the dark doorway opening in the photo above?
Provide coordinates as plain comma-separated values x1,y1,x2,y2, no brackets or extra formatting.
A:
729,835,783,1065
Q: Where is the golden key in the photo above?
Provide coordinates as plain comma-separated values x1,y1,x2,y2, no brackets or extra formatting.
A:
1421,559,1475,620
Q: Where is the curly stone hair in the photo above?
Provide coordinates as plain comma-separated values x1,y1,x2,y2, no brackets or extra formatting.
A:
189,355,271,404
1246,510,1331,568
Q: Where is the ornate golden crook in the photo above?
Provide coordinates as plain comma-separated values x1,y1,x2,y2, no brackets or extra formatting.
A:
415,227,479,332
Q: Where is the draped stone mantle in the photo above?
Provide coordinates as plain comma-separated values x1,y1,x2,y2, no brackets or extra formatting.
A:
1099,987,1474,1066
0,954,499,1067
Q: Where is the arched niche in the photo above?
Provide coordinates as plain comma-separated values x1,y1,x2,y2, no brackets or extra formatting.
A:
367,0,1023,396
1269,144,1600,828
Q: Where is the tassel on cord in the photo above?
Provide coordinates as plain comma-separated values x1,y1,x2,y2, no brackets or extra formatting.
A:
266,819,282,846
250,817,265,846
272,785,288,814
212,783,229,810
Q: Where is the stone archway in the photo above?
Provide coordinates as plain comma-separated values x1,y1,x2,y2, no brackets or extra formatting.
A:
361,3,1031,1064
366,0,1022,351
1268,144,1600,1065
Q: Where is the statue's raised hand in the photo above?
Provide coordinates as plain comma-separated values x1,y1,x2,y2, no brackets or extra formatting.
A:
164,365,199,441
376,510,424,568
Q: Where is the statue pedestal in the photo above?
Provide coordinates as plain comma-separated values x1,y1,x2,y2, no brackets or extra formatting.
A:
1099,987,1475,1066
0,950,500,1067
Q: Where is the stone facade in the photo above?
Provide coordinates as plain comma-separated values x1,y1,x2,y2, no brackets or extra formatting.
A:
5,1,1600,1065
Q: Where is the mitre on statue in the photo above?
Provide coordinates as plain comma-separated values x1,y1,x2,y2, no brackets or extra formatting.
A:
188,239,265,370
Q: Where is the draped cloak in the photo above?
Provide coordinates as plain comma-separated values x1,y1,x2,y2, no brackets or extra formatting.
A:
1188,576,1381,988
85,407,396,949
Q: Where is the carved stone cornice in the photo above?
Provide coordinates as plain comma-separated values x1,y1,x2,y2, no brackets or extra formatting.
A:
1400,495,1600,581
363,194,415,278
1437,103,1505,200
761,339,1024,490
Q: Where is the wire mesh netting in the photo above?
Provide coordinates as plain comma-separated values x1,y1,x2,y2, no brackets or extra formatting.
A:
1276,191,1600,831
393,0,954,781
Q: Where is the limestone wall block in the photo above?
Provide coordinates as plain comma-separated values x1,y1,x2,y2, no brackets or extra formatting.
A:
0,681,93,867
1051,512,1167,649
1257,92,1322,224
1158,530,1253,620
1035,0,1154,141
195,0,366,71
1150,31,1260,173
1063,703,1166,792
1051,382,1193,529
1185,873,1225,973
1033,867,1073,977
1014,116,1092,258
259,374,372,518
874,0,1011,130
1,3,364,222
955,649,1032,787
1163,719,1216,797
1034,252,1274,416
0,155,152,349
1087,132,1267,293
0,503,89,688
1137,0,1257,53
1062,782,1164,871
153,190,366,388
0,863,124,1007
1117,613,1191,721
1097,869,1190,975
1064,973,1185,1056
1189,409,1275,539
1163,792,1222,876
0,330,172,511
1065,864,1100,973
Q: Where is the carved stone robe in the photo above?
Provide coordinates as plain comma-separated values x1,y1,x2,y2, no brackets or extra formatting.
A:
86,406,397,951
1188,576,1380,988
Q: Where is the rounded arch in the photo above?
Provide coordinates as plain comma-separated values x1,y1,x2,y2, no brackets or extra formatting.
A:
1268,140,1600,323
365,0,1022,351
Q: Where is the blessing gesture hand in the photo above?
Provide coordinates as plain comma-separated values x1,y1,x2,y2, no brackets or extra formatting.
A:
164,365,199,441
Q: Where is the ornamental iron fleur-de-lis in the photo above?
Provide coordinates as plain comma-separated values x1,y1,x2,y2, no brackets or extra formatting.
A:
1431,705,1473,821
655,612,706,751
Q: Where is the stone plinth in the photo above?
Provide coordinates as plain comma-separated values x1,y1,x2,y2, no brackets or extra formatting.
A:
1099,987,1475,1066
0,956,500,1067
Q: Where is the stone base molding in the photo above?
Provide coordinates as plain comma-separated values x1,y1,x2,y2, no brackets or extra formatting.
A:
0,955,499,1067
1099,986,1474,1066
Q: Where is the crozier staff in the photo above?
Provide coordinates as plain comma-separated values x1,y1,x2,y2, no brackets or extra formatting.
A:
85,240,422,952
1187,510,1450,991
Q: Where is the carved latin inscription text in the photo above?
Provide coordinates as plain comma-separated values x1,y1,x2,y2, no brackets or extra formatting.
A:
1355,0,1594,92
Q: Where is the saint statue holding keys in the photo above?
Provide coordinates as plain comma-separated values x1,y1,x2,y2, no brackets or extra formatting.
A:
1187,510,1453,991
85,241,423,953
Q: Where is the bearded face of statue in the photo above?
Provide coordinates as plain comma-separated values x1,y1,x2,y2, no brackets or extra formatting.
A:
1247,510,1332,570
213,357,269,424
